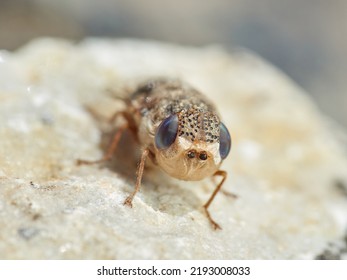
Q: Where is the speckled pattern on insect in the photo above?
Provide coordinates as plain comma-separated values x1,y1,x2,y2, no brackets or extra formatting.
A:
78,78,232,230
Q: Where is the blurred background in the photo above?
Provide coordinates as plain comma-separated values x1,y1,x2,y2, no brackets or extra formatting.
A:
1,0,346,128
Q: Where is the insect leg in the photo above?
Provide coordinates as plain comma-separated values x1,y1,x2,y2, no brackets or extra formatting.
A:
203,170,227,230
210,176,237,199
76,113,128,165
123,148,149,207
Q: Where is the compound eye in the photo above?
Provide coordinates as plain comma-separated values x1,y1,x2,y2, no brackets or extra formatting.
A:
219,122,231,159
155,115,179,149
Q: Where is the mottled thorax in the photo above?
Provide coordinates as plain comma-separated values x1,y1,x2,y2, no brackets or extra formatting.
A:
128,79,230,182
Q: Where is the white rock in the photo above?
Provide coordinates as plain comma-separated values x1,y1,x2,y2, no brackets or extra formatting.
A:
0,38,347,259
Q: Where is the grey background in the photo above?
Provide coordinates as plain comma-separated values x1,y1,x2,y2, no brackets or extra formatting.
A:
1,0,346,128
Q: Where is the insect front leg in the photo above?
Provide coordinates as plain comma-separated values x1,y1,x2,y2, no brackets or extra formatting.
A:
210,175,237,199
203,170,227,230
123,148,150,207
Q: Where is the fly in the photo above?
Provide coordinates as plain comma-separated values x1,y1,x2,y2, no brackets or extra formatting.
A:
77,78,232,230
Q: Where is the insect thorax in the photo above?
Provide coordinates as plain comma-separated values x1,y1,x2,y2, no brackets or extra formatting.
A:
131,79,221,145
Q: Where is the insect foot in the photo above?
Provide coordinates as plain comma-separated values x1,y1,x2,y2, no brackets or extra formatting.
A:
123,196,134,208
203,206,222,230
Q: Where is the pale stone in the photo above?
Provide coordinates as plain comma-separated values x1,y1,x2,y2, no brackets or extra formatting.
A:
0,38,347,259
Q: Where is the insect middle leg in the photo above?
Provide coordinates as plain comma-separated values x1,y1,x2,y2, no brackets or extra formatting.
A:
76,109,138,165
77,110,148,208
76,122,128,165
203,170,227,230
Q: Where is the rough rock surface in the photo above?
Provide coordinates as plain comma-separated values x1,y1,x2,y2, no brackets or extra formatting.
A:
1,38,347,259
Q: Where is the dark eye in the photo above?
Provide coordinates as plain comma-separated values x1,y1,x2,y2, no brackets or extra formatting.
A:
187,150,196,159
199,152,208,161
155,115,179,149
219,122,231,159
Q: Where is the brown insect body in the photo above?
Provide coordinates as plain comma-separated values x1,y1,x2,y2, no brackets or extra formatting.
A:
129,79,223,181
78,79,231,230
